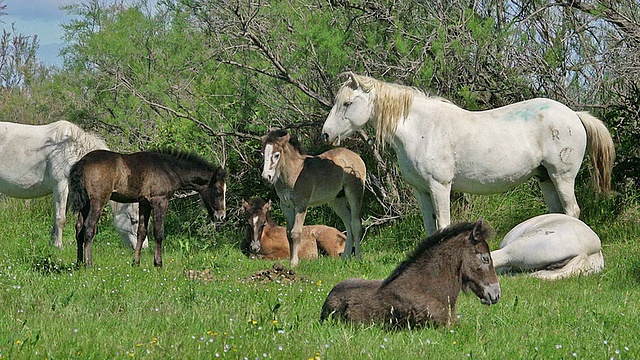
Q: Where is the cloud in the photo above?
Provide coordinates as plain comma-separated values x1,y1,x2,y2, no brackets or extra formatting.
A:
1,0,159,66
3,0,74,22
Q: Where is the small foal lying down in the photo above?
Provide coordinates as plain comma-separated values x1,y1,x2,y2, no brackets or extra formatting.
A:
241,198,346,260
320,220,501,327
491,213,604,279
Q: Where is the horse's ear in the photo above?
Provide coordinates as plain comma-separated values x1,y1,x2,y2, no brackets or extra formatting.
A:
348,71,359,87
264,200,271,212
217,167,227,180
346,71,360,89
278,133,291,144
242,199,250,211
469,218,485,244
338,71,360,89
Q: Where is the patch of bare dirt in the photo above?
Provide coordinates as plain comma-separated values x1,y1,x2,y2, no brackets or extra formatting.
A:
184,268,216,283
244,262,301,284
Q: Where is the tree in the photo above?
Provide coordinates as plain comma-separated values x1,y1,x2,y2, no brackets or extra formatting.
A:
56,0,640,236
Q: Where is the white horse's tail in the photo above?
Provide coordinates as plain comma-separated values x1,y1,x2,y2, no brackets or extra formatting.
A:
577,112,615,194
531,251,605,280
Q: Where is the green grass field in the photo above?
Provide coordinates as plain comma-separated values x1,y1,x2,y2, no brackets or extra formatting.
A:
1,189,639,359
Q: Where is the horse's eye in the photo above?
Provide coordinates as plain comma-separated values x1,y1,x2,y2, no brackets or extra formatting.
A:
481,254,491,264
273,152,280,161
343,101,352,107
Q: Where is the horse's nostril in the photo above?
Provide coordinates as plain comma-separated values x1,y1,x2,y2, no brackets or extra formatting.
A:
322,133,329,142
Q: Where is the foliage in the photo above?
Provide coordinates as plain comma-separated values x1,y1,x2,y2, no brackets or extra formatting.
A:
1,0,639,246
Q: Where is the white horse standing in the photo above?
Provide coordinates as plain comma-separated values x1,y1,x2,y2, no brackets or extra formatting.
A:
322,73,615,235
0,121,147,249
491,214,604,279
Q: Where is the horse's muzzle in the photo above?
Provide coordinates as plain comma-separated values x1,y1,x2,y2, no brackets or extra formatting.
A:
480,282,501,305
214,210,226,221
322,132,341,146
262,172,277,184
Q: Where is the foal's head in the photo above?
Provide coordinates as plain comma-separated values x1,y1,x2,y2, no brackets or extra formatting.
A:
242,198,271,253
261,130,305,184
200,166,227,221
460,220,501,305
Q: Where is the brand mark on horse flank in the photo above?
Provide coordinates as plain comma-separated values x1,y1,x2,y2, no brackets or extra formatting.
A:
560,147,575,164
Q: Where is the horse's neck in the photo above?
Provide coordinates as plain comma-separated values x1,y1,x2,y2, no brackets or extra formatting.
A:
389,246,463,303
263,216,279,233
385,97,465,149
173,163,212,191
277,146,306,187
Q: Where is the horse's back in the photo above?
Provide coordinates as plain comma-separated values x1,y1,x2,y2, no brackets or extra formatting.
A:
492,214,602,272
307,225,346,257
0,121,89,197
319,147,366,180
72,150,125,192
321,278,381,322
250,223,320,260
400,97,587,194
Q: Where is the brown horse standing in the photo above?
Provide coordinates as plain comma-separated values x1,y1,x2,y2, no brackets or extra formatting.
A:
241,197,346,260
70,149,226,267
320,220,501,327
261,130,366,267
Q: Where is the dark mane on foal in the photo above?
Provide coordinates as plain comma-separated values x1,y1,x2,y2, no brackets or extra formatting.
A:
151,148,217,170
381,221,491,286
264,129,307,155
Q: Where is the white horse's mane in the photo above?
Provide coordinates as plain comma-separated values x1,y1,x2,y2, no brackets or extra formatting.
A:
337,73,451,145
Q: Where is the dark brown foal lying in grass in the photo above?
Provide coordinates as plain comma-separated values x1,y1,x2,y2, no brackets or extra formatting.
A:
320,220,501,328
241,198,346,260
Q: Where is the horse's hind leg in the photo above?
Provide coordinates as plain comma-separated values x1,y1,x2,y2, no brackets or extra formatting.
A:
82,199,106,267
330,197,357,260
133,201,152,266
539,171,580,217
151,198,169,267
75,209,88,265
51,181,69,249
539,179,563,213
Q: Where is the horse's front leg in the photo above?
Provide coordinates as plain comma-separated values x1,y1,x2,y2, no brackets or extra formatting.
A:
151,198,169,268
415,183,451,235
429,182,452,231
282,205,306,268
133,202,152,266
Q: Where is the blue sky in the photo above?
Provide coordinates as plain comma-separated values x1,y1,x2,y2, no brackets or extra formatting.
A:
2,1,158,67
2,0,73,67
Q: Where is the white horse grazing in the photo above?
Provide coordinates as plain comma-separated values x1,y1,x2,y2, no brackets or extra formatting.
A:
0,121,147,249
491,214,604,279
322,73,615,235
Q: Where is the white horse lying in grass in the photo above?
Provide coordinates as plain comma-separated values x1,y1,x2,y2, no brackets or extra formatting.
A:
0,121,147,249
491,214,604,279
321,72,615,235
